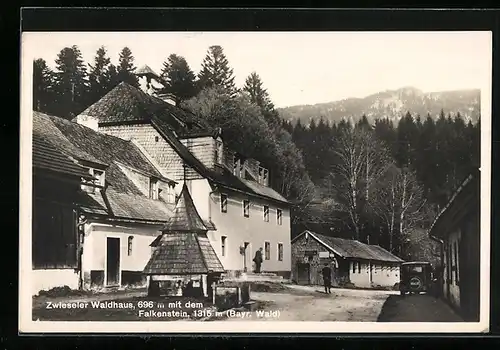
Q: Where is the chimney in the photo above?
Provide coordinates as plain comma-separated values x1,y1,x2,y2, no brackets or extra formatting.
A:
75,114,99,131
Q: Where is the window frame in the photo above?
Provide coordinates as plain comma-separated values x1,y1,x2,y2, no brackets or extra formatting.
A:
127,236,134,256
277,209,283,225
264,241,271,260
149,177,159,200
263,205,269,222
278,242,283,261
220,193,228,213
221,236,227,257
243,199,250,218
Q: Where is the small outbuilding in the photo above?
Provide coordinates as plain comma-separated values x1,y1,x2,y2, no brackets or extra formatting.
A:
291,230,404,289
143,183,225,299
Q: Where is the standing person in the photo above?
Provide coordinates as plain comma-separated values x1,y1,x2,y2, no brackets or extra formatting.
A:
253,247,263,273
322,263,332,294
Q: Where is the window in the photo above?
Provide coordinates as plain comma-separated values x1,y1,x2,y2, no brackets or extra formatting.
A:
239,161,245,178
277,209,282,225
82,168,105,193
155,136,159,142
263,205,269,222
221,236,227,257
265,242,270,260
352,262,356,273
263,169,269,186
233,158,239,177
358,262,361,273
149,178,159,199
278,243,283,261
128,236,133,256
93,169,105,187
220,194,228,213
167,185,175,203
214,140,223,164
243,200,250,217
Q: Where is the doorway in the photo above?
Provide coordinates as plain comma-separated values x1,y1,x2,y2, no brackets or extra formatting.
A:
106,237,120,286
297,263,310,285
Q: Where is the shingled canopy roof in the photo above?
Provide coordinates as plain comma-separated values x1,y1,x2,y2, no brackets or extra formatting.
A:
161,183,207,232
143,184,224,275
292,230,404,263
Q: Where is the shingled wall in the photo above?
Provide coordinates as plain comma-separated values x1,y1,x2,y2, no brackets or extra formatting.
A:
99,124,202,181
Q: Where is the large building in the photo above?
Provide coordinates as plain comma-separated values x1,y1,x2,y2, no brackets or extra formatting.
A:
429,170,480,322
32,111,176,295
291,230,403,289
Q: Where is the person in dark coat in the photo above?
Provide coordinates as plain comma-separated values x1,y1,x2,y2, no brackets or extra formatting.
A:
253,248,263,273
322,263,332,294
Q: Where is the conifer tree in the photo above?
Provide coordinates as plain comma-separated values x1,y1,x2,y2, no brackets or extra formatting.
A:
159,54,198,106
243,72,274,111
117,47,139,87
88,46,113,103
197,45,237,95
33,58,55,113
52,45,90,118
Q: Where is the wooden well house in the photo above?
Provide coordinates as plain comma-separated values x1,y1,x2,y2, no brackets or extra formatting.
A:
143,183,225,299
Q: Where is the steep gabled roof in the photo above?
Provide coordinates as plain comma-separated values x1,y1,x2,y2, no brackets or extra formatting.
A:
77,82,207,133
78,82,290,205
161,183,207,232
33,111,175,223
32,133,92,179
292,230,404,263
429,169,480,238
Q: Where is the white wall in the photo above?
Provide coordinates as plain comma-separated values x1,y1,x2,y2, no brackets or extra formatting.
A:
371,264,400,287
349,261,371,288
443,228,461,309
209,188,291,274
32,269,80,295
82,222,161,287
349,261,400,288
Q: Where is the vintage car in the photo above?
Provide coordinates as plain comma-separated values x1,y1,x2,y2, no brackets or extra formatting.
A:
399,261,437,296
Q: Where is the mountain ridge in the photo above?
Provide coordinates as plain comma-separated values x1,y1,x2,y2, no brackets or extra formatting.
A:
277,86,481,125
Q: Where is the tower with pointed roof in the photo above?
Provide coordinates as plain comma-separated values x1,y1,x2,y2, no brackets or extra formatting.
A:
136,64,164,96
143,182,224,297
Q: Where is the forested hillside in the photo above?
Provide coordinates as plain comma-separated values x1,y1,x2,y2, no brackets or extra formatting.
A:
33,44,480,262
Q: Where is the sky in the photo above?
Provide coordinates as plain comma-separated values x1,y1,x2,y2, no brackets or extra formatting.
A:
23,31,492,108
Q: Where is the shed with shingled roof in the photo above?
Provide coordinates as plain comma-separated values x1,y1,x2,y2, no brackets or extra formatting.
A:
291,230,403,289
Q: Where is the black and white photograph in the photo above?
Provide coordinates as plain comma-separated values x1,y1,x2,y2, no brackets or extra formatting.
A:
19,29,491,333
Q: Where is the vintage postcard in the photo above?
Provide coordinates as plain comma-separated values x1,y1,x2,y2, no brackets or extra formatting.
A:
19,30,491,333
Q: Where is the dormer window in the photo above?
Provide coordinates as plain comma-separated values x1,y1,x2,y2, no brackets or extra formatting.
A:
258,166,269,186
166,184,175,203
149,178,159,200
214,140,223,164
239,160,245,178
233,157,240,177
81,167,105,193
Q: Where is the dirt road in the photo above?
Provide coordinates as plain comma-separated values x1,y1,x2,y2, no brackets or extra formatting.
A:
222,285,398,322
